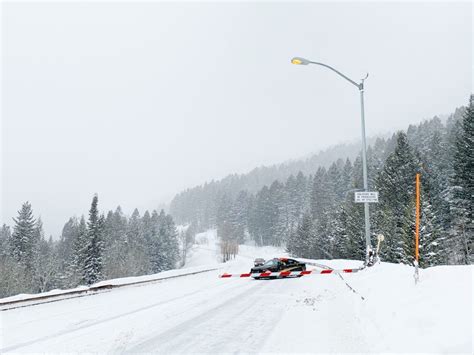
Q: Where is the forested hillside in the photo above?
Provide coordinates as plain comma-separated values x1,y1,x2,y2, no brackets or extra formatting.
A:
171,101,472,267
0,196,183,298
169,138,380,226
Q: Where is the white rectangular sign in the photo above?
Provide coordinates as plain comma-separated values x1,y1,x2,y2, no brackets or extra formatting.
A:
355,191,379,203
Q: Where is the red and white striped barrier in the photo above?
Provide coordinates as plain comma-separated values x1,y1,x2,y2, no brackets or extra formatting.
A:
219,268,361,278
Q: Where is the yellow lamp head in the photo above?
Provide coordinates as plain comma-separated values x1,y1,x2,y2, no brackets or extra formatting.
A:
291,57,310,65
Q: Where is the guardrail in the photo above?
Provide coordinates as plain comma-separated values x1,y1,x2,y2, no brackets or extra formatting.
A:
0,267,218,311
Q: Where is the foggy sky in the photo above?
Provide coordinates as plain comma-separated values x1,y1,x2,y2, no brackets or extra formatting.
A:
1,1,472,237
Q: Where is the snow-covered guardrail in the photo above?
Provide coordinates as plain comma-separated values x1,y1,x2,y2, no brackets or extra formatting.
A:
0,266,218,311
219,268,361,278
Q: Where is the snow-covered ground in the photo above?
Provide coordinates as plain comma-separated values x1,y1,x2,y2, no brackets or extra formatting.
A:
182,229,286,270
0,230,472,353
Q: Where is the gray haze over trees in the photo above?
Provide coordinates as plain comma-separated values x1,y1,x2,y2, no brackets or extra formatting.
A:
173,100,473,266
1,99,471,298
1,1,471,237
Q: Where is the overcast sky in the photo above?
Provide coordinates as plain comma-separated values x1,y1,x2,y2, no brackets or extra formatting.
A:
1,1,472,237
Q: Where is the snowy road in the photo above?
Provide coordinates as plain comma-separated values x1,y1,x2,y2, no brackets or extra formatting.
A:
1,268,308,353
1,231,472,353
128,277,283,353
1,265,361,353
2,264,471,353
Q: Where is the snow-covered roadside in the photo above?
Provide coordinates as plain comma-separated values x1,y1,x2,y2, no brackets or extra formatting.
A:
0,229,284,306
0,265,218,308
0,286,90,305
0,229,221,306
1,229,472,353
261,262,473,353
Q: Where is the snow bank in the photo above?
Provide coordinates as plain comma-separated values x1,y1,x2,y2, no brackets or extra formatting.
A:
0,265,218,307
262,261,473,354
0,286,89,304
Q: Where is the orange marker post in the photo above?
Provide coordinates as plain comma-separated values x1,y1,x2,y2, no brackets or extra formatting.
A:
414,173,420,283
415,174,420,262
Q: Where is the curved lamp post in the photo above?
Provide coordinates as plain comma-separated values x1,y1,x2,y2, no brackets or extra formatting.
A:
291,56,372,263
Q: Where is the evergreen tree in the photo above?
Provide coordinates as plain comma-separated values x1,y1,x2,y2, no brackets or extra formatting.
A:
0,224,11,258
375,132,418,264
8,202,43,292
250,186,272,246
0,224,27,298
418,181,444,267
268,180,287,246
424,130,452,241
57,217,83,287
126,208,149,276
157,210,180,270
338,196,366,260
285,174,299,231
11,202,37,271
31,218,47,291
58,217,79,282
70,216,88,285
180,221,197,266
142,210,154,269
295,171,310,218
232,191,250,243
310,167,336,257
149,210,163,273
102,207,129,279
450,95,473,264
341,159,353,197
35,235,59,293
147,210,179,272
83,195,104,285
164,213,180,269
332,158,366,260
287,214,315,259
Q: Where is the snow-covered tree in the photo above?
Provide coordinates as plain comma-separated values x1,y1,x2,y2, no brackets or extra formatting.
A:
10,202,38,272
449,95,473,264
125,208,149,276
157,210,180,270
83,195,104,285
0,224,11,258
310,167,336,257
35,236,59,293
338,197,366,260
0,224,27,297
375,132,418,264
287,213,315,259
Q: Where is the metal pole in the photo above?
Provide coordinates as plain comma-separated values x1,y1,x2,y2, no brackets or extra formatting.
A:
359,83,371,261
291,57,373,263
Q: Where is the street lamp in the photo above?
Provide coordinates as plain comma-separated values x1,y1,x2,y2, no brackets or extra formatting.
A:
291,56,372,264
